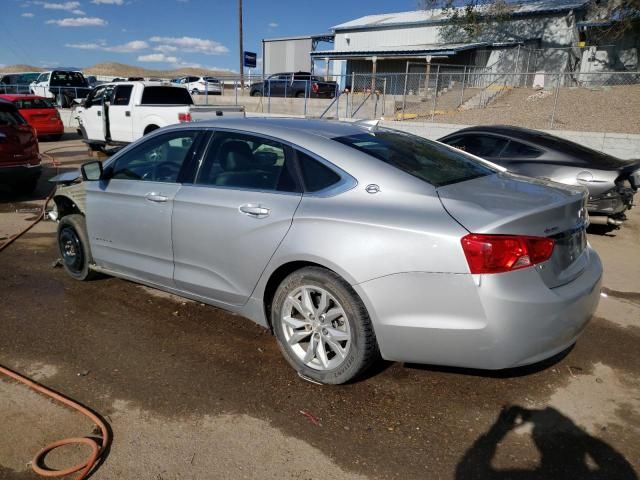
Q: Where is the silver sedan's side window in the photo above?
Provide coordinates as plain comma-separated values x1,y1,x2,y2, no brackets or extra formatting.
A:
110,131,199,183
196,131,301,193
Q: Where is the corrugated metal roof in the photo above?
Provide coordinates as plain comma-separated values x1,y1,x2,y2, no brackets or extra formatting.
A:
263,33,334,42
310,42,489,58
332,0,589,31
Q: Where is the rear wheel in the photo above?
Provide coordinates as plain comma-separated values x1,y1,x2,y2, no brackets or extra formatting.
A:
190,89,200,96
57,214,98,281
250,90,262,97
271,267,379,384
295,91,305,98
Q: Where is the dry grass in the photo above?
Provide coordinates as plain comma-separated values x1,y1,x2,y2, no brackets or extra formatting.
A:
429,84,640,134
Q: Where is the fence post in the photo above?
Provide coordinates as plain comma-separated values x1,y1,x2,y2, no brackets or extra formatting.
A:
303,80,308,117
431,65,440,122
350,72,355,117
267,79,271,113
235,80,238,106
401,64,409,120
550,73,560,129
335,83,340,118
382,78,387,117
514,45,521,87
459,66,467,108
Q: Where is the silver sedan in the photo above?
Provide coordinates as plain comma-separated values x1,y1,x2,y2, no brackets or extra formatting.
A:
52,118,603,384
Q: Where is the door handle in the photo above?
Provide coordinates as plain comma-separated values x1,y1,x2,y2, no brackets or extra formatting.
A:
125,111,131,117
97,111,101,116
239,204,270,218
145,193,168,203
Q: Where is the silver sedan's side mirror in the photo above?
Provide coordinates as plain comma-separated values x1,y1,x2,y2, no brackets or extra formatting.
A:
81,161,103,181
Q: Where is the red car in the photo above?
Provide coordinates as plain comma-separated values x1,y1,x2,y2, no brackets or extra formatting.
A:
0,99,41,193
0,94,63,141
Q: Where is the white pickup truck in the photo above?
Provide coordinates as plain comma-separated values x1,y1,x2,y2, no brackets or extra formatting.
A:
74,81,244,149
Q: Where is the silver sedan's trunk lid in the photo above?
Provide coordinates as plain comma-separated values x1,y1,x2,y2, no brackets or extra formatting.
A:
437,173,589,288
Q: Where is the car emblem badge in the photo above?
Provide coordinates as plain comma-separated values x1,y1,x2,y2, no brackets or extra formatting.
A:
365,184,380,194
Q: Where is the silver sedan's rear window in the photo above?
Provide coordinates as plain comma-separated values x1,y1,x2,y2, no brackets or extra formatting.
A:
334,130,495,187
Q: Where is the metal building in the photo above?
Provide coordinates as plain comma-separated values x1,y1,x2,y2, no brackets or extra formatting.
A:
262,34,334,76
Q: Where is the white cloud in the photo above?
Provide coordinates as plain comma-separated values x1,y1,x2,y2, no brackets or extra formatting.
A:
71,9,85,14
138,53,178,63
153,44,178,53
46,16,107,26
39,1,81,10
149,36,228,55
66,39,149,52
65,42,103,49
22,12,35,17
268,22,278,28
91,0,124,4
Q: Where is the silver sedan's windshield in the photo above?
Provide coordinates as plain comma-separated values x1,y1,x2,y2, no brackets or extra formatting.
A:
334,130,496,187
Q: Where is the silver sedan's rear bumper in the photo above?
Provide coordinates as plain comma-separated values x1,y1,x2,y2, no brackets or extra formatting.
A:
354,247,602,370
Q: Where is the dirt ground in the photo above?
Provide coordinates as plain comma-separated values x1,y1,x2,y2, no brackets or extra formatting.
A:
428,85,640,134
0,134,639,480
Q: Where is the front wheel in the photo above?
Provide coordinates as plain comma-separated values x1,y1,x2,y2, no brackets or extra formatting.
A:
271,267,379,384
57,214,98,281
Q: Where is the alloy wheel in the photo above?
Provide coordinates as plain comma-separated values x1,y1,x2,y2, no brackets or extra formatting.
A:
280,285,351,371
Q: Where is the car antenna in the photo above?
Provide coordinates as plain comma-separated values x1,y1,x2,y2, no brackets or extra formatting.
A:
353,119,380,132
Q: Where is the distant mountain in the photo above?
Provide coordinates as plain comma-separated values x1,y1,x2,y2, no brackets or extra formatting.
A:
0,64,45,73
1,62,235,78
83,62,235,78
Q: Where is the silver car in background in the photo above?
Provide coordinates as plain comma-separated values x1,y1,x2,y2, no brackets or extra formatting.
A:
52,118,603,384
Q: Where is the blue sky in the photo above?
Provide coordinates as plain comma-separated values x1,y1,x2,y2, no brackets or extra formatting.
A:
1,0,421,72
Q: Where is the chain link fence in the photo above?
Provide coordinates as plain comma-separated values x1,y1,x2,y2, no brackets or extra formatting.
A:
2,69,639,133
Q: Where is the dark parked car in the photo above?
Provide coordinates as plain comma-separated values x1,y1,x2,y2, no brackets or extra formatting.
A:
0,72,41,94
0,99,41,193
250,72,337,98
439,125,640,226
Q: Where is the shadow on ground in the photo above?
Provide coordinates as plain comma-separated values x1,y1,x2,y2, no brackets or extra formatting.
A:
456,405,638,480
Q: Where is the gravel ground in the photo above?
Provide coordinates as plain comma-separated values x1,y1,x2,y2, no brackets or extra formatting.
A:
0,135,639,480
426,85,640,134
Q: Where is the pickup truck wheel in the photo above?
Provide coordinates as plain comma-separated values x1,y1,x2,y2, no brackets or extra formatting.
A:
271,267,380,384
250,90,262,97
295,91,305,98
57,214,98,281
144,125,159,135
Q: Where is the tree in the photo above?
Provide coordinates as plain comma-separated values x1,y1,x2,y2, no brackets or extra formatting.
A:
416,0,640,40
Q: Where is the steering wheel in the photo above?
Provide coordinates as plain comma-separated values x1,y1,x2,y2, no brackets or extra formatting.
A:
141,161,181,182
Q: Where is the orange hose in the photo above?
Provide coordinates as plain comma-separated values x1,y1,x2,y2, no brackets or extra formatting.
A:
0,365,110,479
0,144,110,478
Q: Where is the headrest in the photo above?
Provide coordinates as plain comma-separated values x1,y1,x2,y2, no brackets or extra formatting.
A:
219,141,253,171
253,151,279,167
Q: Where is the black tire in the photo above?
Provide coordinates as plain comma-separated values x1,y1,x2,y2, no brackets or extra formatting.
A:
190,89,200,96
295,91,305,98
250,90,262,97
271,267,379,384
57,214,98,281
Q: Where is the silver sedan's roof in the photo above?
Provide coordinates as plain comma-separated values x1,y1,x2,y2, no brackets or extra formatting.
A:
179,117,370,142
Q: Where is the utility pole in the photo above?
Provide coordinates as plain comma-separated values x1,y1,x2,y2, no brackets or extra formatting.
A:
238,0,244,94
